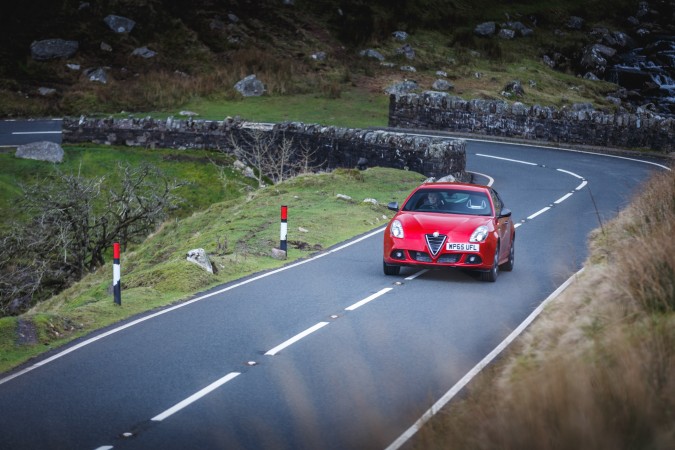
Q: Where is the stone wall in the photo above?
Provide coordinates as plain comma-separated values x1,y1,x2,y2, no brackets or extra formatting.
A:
62,117,468,180
388,92,675,152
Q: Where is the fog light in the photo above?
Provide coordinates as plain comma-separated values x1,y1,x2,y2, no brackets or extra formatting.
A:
393,250,405,260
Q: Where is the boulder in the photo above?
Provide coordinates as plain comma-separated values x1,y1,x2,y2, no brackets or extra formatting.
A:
359,49,385,61
385,80,418,95
498,29,516,39
85,67,108,84
474,22,496,37
432,79,454,91
502,80,525,97
567,16,584,30
580,44,617,75
502,21,533,37
396,44,415,60
131,46,157,59
38,87,57,96
15,141,64,163
234,75,265,97
271,248,287,260
392,31,408,41
30,39,78,61
104,14,136,33
186,248,213,273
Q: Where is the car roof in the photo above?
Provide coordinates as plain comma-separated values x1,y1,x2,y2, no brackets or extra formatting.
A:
418,181,490,192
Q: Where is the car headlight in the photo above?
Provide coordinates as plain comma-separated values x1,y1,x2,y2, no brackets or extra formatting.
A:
390,219,404,238
469,225,489,243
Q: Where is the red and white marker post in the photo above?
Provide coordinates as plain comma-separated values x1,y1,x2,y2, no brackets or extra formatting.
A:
280,205,288,253
113,242,121,306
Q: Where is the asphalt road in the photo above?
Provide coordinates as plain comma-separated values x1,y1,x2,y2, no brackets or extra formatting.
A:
0,135,667,450
0,119,62,146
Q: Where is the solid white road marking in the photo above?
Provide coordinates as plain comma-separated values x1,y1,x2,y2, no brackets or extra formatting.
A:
264,322,330,356
0,228,387,386
475,153,538,166
345,288,393,311
385,268,586,450
11,131,61,135
151,372,241,422
556,168,583,179
408,131,672,171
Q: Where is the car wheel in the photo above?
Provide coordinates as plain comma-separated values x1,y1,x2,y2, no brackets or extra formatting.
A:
383,260,401,276
501,239,515,272
480,246,499,282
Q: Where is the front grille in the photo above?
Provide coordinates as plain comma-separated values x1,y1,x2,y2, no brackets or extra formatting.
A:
410,251,433,262
438,254,461,263
425,234,447,256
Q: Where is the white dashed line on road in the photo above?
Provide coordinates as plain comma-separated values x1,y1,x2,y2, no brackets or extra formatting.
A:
264,322,330,356
345,288,393,311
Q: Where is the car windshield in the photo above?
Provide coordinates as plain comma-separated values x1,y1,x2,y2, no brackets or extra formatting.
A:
402,188,493,216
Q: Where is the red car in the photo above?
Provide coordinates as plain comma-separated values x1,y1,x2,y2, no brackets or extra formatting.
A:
383,181,515,282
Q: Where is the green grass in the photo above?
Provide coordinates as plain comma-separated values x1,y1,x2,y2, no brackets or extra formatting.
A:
0,144,257,232
149,88,390,128
0,166,425,373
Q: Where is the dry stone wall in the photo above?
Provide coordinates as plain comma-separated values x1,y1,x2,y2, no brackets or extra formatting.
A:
388,92,675,152
62,117,467,180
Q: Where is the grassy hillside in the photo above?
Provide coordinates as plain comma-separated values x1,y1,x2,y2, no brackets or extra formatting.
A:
0,162,425,372
0,0,654,119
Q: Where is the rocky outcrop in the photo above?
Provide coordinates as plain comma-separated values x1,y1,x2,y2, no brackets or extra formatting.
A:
104,15,136,34
234,75,265,97
30,39,78,61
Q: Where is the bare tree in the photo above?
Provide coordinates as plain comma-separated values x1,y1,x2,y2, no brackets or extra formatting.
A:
227,128,322,185
229,128,275,187
0,163,185,316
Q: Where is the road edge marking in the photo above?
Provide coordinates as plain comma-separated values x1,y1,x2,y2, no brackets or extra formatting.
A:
384,267,585,450
0,228,386,386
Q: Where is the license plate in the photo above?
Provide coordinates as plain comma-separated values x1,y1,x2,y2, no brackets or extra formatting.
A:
446,242,479,252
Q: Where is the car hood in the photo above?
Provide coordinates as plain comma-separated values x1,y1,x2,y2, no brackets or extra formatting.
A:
396,212,491,237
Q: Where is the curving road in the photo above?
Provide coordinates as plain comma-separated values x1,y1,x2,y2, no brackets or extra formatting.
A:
0,133,667,450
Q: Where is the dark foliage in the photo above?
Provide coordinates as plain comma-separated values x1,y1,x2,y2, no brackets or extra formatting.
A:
0,163,185,316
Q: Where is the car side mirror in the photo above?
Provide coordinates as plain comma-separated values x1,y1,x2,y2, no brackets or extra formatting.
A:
499,208,512,218
387,201,399,211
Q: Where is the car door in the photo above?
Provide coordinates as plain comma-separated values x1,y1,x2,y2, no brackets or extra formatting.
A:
490,188,513,262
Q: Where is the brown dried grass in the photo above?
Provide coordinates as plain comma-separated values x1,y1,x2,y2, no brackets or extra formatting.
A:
415,167,675,449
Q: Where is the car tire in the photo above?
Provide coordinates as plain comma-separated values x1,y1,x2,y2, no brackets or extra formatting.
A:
480,246,499,282
501,239,515,272
383,260,401,276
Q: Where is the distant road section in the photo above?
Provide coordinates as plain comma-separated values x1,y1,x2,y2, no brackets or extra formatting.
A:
0,119,62,146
